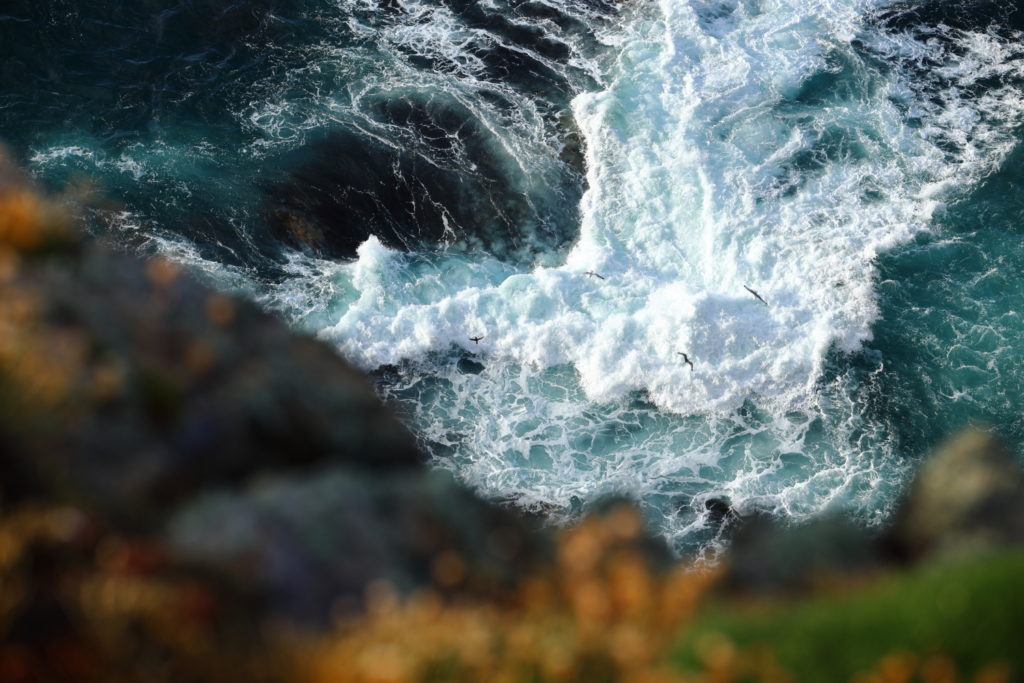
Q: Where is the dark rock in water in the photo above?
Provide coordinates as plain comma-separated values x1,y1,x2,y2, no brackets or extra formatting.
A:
889,428,1024,560
557,108,587,171
704,497,733,526
456,357,486,375
569,495,584,515
167,467,550,627
263,96,580,264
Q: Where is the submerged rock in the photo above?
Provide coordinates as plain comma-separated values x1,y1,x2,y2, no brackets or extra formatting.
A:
704,497,735,527
456,357,486,374
263,98,581,265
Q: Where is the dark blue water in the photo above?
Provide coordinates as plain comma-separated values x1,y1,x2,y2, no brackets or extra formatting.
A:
2,0,607,269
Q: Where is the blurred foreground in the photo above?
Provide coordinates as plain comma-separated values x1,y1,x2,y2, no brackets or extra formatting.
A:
2,158,1024,682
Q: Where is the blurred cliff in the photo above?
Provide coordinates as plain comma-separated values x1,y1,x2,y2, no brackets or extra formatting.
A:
2,155,1024,682
0,152,552,680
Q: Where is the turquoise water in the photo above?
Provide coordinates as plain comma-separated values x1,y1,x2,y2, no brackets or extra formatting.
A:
3,0,1024,554
872,143,1024,450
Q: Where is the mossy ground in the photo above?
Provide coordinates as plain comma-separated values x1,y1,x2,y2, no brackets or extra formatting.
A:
672,551,1024,681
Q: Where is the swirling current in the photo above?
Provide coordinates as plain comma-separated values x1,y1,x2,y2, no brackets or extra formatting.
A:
3,0,1024,554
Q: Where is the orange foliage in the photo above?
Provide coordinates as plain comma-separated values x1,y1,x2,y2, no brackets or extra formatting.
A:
0,181,72,252
0,505,289,683
306,504,720,683
851,653,1012,683
0,171,82,411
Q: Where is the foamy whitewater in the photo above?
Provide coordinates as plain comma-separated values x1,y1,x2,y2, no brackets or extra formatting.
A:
11,0,1024,552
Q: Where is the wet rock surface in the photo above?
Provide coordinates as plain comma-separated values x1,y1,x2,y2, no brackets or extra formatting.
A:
263,111,580,264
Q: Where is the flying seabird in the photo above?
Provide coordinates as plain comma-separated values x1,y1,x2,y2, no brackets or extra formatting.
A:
743,285,767,305
584,271,605,280
469,335,484,344
677,352,694,371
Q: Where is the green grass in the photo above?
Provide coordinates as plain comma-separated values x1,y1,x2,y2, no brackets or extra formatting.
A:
672,550,1024,681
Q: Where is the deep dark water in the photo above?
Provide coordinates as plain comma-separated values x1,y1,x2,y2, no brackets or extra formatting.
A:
874,0,1024,35
863,138,1024,456
0,0,609,274
262,97,581,261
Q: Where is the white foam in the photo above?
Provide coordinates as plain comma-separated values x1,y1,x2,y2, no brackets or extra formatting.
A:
317,0,1024,415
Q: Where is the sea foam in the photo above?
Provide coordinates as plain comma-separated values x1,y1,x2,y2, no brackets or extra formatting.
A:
316,0,1023,412
294,0,1024,550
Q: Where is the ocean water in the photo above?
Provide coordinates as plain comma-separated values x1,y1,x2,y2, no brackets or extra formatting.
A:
3,0,1024,554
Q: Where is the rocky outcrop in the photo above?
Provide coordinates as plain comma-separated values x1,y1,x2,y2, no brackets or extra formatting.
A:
720,427,1024,594
889,427,1024,560
0,157,549,635
721,513,883,594
0,238,423,526
167,467,549,627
